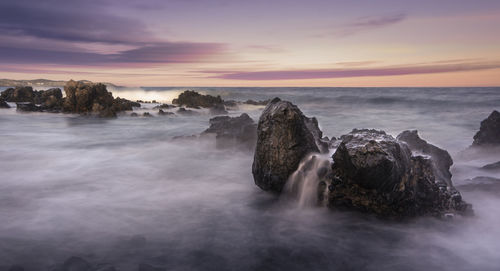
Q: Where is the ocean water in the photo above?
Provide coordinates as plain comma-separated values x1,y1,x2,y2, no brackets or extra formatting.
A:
0,87,499,270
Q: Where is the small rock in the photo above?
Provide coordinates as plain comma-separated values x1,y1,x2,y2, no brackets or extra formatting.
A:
158,109,174,116
143,112,153,117
473,110,500,146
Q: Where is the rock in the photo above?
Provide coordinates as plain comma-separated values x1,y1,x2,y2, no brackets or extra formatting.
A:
158,109,174,116
202,113,257,150
209,104,228,115
329,129,470,218
112,97,140,111
143,112,153,117
63,80,116,117
0,97,10,108
482,161,500,170
473,110,500,146
1,86,34,102
131,112,139,117
252,98,325,192
176,107,199,116
223,100,238,108
397,130,453,182
172,90,223,108
153,104,171,109
16,102,43,112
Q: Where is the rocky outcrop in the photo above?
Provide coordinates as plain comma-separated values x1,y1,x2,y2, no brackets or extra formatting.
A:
202,113,257,150
112,97,141,111
328,129,470,218
1,86,35,102
252,98,326,193
172,90,223,108
0,97,10,108
397,130,453,182
473,110,500,146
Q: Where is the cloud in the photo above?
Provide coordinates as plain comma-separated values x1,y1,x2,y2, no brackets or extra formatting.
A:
0,0,226,65
205,61,500,80
333,13,407,37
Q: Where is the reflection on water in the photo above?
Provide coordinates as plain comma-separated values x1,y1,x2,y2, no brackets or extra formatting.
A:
0,87,499,270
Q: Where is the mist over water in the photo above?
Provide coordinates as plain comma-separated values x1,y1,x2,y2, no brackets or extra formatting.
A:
1,87,500,270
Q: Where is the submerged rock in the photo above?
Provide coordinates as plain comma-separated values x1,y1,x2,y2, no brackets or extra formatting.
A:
329,129,470,218
473,110,500,146
252,98,326,193
172,90,223,108
1,86,34,102
209,103,228,115
0,97,10,108
202,113,257,150
158,109,174,116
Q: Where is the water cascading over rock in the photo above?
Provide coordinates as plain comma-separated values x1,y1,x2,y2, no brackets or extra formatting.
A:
252,99,471,218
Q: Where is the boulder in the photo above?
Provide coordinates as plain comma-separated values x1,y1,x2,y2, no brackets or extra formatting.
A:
62,80,118,117
397,130,453,182
329,129,470,218
112,97,140,111
172,90,223,108
202,113,257,150
0,97,10,108
473,110,500,146
143,112,153,117
1,86,34,102
252,98,326,192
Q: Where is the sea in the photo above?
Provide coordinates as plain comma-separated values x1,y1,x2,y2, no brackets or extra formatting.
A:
0,86,499,270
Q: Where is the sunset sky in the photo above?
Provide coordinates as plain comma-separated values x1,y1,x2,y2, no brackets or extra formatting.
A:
1,0,500,87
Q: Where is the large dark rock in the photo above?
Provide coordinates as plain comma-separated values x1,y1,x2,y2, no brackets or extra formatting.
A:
1,86,34,102
112,97,140,111
202,113,257,150
473,110,500,146
329,129,470,218
62,80,117,117
252,98,326,193
0,97,10,108
397,130,453,182
172,90,223,108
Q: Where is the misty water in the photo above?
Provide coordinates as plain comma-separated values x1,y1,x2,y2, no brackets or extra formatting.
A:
1,87,500,270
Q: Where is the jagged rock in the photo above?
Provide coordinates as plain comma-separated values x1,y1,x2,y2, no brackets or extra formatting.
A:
473,110,500,146
172,90,223,108
0,97,10,108
482,161,500,170
16,102,43,112
202,113,257,150
177,107,199,116
209,104,228,115
112,97,140,111
63,80,116,117
1,86,34,102
158,109,174,116
252,98,325,192
397,130,453,181
329,129,470,218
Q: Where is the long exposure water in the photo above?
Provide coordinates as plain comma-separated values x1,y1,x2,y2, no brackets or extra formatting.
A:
1,87,499,270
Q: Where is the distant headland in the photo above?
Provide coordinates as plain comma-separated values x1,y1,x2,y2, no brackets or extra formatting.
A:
0,78,120,88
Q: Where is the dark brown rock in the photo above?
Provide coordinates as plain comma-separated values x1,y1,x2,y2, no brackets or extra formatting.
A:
329,129,470,218
252,98,325,193
1,86,34,102
202,113,257,150
473,110,500,146
0,97,10,108
172,90,223,108
62,80,120,117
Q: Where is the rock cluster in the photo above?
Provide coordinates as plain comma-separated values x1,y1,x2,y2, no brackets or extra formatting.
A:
172,90,223,108
252,98,471,218
473,110,500,146
252,98,327,192
202,113,257,150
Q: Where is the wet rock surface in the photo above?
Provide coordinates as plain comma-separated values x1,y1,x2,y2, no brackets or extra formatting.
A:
252,98,325,193
202,113,257,150
1,86,35,102
0,97,11,108
473,110,500,146
328,129,470,218
172,90,223,108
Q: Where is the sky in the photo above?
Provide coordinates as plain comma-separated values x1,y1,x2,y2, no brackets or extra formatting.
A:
1,0,500,87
